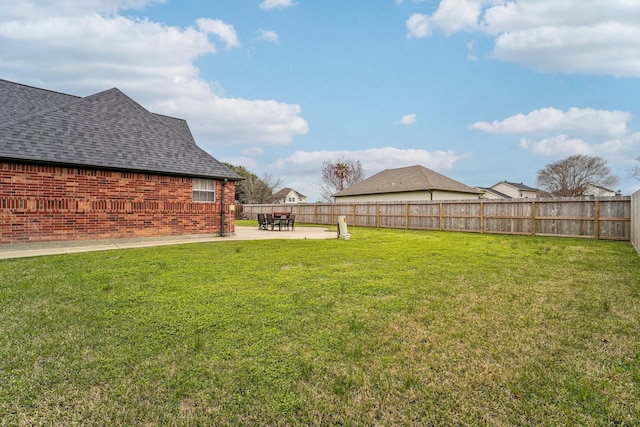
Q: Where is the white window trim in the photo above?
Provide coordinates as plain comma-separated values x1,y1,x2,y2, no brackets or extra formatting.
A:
193,178,216,202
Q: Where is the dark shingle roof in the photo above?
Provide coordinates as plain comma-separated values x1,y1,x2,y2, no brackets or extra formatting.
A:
0,80,80,123
0,79,241,180
477,187,512,199
334,165,481,197
497,181,538,191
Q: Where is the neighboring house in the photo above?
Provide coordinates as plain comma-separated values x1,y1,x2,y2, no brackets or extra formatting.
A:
0,79,242,244
480,181,538,199
582,184,622,197
271,187,307,204
476,187,511,199
333,165,481,203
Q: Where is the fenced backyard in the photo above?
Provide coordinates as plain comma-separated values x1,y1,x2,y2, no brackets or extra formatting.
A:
2,225,639,425
244,196,633,241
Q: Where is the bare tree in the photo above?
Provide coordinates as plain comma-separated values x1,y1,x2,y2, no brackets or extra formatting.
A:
243,173,283,204
631,156,640,181
536,154,618,197
320,157,365,202
223,163,282,204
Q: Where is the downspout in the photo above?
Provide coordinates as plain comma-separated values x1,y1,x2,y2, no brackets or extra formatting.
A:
220,179,228,237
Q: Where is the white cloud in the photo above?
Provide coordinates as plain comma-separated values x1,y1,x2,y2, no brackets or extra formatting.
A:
407,0,484,38
492,22,640,77
400,113,417,125
0,0,164,20
518,133,640,160
0,2,308,146
471,107,631,140
519,135,593,157
406,13,431,38
272,147,463,176
260,0,297,11
407,1,640,77
154,91,308,145
475,107,640,161
257,29,279,43
196,18,240,49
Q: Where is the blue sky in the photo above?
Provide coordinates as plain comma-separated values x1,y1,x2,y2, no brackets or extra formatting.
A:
2,0,640,201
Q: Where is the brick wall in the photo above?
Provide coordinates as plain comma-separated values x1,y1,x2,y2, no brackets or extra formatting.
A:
0,162,236,244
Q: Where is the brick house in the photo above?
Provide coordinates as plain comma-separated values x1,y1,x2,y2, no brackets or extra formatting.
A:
0,79,242,244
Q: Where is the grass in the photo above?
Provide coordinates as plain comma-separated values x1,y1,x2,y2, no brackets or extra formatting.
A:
1,225,639,425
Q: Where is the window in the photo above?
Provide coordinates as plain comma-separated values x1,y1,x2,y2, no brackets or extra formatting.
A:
193,178,216,202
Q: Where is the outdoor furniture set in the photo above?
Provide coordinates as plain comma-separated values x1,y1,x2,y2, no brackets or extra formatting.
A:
257,213,296,231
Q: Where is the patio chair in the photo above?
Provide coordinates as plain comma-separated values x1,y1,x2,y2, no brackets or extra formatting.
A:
266,213,276,230
257,213,268,230
287,214,296,231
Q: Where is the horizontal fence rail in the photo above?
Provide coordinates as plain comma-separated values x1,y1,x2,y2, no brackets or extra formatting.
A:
243,197,632,241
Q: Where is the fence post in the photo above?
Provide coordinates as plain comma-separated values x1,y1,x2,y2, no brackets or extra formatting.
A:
353,204,357,227
480,201,484,234
405,203,409,230
439,202,444,231
531,201,536,236
595,200,600,240
377,204,381,228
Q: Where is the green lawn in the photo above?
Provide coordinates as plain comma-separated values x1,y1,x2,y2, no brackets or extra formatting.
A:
1,226,639,425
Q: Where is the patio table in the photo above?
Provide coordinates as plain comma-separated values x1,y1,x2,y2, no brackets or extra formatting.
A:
271,215,289,231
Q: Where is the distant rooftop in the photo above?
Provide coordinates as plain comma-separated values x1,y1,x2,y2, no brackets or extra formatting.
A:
335,165,481,197
496,181,538,191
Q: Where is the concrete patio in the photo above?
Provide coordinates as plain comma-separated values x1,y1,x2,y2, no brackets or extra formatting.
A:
0,226,335,259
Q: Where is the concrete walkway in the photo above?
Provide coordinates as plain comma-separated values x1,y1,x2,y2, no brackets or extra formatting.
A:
0,226,336,260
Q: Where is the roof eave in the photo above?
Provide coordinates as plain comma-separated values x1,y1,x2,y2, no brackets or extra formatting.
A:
0,157,244,181
336,188,482,197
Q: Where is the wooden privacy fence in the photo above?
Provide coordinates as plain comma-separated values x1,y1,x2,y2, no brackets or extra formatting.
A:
244,197,632,241
632,191,640,254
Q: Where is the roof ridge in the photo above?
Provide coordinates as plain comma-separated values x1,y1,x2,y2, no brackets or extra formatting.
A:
85,88,203,150
0,78,82,100
114,92,198,144
0,83,134,129
0,86,195,146
415,164,435,186
0,87,115,131
152,113,197,146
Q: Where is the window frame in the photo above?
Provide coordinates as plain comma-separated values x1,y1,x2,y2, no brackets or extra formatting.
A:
192,178,216,203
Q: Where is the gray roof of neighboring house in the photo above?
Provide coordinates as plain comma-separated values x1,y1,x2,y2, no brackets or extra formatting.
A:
334,165,481,197
494,181,538,192
477,187,511,198
0,79,242,180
